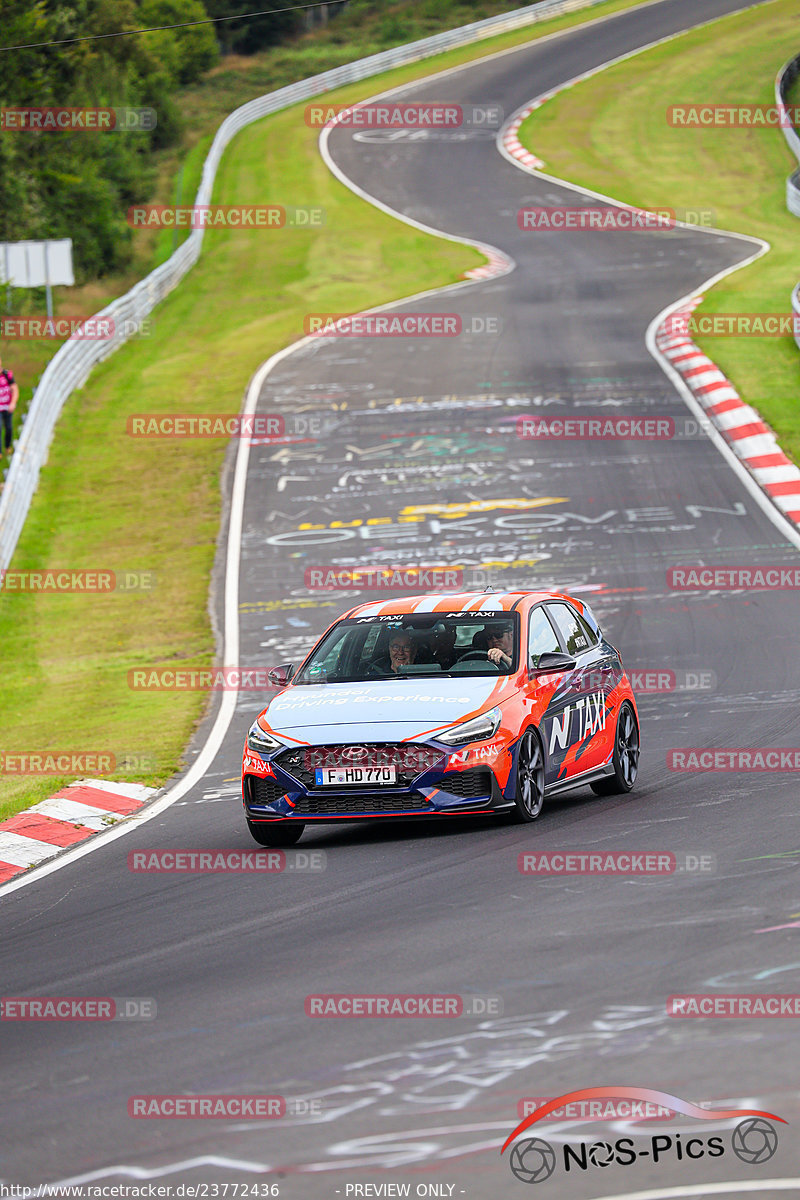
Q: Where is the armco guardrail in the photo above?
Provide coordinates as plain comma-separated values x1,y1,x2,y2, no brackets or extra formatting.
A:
0,0,612,575
776,54,800,214
776,54,800,350
789,167,800,218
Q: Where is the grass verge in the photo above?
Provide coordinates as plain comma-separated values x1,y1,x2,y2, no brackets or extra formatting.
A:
517,0,800,464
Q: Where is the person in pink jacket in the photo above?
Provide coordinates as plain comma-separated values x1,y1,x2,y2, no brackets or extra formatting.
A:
0,355,19,458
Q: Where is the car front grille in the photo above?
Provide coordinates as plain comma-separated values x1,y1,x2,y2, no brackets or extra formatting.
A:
247,776,284,807
275,744,445,789
439,769,493,799
291,791,431,815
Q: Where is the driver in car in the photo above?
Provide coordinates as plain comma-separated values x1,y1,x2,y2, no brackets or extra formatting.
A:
485,621,514,669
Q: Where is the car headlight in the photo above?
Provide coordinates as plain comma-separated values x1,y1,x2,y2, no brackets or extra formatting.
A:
437,706,502,746
246,720,284,754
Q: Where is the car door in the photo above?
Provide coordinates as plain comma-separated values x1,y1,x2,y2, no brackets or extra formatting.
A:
526,603,577,786
544,600,615,777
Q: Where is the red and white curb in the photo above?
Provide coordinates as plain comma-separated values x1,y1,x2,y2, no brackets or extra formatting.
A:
464,245,514,280
497,20,709,177
0,780,158,885
656,298,800,527
501,95,550,169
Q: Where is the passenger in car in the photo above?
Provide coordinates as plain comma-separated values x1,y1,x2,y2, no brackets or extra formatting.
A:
373,630,419,674
429,623,459,669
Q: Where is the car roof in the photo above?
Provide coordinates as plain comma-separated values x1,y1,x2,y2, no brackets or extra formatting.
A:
345,590,577,619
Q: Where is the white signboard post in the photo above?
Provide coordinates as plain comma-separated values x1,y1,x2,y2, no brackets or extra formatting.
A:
0,239,74,317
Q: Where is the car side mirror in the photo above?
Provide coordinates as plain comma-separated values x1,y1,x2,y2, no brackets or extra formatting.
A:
268,662,295,687
531,651,576,673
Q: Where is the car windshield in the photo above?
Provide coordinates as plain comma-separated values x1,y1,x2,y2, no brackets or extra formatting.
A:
293,612,519,684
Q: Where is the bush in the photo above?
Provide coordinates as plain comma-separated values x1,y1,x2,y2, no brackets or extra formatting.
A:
377,14,410,43
139,0,219,85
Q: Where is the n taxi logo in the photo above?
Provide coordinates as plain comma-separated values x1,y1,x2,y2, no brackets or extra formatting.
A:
502,1087,784,1184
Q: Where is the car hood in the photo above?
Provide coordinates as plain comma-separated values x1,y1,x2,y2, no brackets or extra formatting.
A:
263,676,504,741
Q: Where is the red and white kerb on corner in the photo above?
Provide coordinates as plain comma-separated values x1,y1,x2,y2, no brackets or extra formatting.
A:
656,297,800,527
0,780,157,885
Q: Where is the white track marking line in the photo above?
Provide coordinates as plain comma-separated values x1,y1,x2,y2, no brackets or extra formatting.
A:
46,1157,273,1187
584,1182,800,1200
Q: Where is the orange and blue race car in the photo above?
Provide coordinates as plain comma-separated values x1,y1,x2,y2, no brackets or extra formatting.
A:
241,589,640,846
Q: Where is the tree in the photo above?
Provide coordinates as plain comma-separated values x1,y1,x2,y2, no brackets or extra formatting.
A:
203,0,300,56
138,0,219,85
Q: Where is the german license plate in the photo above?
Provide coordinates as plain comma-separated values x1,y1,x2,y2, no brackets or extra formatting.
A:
314,766,397,786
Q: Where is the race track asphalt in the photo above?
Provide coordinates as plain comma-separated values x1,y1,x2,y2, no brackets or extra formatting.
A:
4,1,800,1195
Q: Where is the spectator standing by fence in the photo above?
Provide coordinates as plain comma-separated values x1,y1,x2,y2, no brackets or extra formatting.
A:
0,356,19,458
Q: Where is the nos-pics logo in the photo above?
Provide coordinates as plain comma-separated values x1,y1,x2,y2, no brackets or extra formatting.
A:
501,1087,784,1184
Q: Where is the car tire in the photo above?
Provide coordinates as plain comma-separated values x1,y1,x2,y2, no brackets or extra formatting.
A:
246,819,305,847
509,728,546,822
590,701,639,795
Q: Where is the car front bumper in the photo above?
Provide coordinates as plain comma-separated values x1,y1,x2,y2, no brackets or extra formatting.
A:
243,746,513,824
